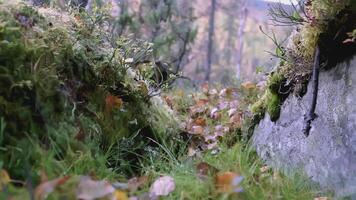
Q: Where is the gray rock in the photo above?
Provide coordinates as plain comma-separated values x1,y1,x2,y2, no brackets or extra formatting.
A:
253,56,356,198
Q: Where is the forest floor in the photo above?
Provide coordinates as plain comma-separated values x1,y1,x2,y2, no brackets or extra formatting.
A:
1,84,330,200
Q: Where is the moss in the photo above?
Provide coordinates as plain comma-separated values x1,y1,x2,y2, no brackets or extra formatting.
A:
0,2,180,180
266,91,281,122
267,72,285,94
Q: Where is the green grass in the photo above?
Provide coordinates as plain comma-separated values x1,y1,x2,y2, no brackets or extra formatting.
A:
139,141,319,200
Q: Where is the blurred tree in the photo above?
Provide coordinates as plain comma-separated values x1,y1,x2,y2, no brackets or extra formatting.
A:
235,0,248,80
205,0,216,81
129,0,197,73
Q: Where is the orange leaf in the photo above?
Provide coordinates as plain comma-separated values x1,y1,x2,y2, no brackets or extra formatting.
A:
105,95,123,112
35,176,70,200
215,172,244,193
112,190,129,200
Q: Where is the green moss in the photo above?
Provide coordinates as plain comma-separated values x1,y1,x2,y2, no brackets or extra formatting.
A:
266,91,281,122
267,72,284,94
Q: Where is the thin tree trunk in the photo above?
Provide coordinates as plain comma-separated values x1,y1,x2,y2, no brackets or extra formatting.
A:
205,0,216,82
236,2,248,80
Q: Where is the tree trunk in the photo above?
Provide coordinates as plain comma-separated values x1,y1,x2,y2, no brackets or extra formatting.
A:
236,2,248,80
205,0,216,82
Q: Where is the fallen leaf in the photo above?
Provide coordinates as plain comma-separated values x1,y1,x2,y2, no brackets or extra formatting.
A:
149,176,175,198
76,176,115,200
194,117,206,126
229,113,242,127
196,162,218,178
314,197,328,200
105,95,123,112
215,172,244,193
0,169,11,190
112,190,129,200
196,99,209,106
219,88,234,98
187,146,197,157
35,176,70,200
128,176,148,192
191,126,204,135
228,108,237,117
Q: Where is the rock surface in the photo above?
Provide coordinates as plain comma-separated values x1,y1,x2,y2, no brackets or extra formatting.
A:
253,56,356,197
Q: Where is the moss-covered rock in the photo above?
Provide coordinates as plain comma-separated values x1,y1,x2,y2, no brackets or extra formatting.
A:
0,2,179,180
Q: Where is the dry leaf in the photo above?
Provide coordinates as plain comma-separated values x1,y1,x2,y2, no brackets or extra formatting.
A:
187,146,197,157
149,176,175,198
196,162,218,178
128,176,148,192
229,114,242,127
191,126,204,135
227,108,237,117
194,117,206,126
196,99,209,106
35,176,70,200
215,172,244,193
0,169,11,190
76,176,115,200
112,190,129,200
314,197,328,200
105,95,123,112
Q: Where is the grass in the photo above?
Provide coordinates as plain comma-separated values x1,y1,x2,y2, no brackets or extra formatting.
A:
139,141,319,200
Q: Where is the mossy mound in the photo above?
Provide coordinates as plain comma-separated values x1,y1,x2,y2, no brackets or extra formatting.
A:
0,2,179,181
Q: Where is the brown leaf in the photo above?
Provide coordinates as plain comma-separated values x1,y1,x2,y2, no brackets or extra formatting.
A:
229,113,242,127
149,176,175,198
105,95,123,112
128,176,148,192
35,176,70,200
194,117,206,126
196,99,209,106
76,176,115,200
196,162,218,178
215,172,244,193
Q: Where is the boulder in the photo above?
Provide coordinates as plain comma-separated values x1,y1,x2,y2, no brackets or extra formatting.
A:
253,56,356,197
